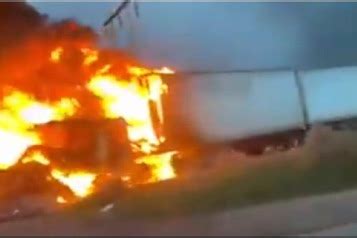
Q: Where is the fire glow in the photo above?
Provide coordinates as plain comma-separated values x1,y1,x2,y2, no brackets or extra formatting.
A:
0,44,177,202
0,91,77,169
51,169,97,198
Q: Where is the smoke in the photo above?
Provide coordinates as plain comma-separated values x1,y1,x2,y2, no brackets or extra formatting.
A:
0,2,102,100
0,2,44,51
127,2,357,71
0,2,98,48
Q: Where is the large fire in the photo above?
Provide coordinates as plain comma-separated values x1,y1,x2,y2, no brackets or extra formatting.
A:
0,42,177,202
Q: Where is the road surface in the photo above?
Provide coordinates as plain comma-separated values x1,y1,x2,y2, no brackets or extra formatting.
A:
304,222,357,236
1,188,357,235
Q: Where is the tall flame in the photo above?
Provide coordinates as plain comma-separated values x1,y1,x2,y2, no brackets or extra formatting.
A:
87,63,177,182
87,65,173,154
87,73,160,154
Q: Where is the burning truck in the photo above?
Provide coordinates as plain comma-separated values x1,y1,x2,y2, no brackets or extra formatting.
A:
0,2,178,209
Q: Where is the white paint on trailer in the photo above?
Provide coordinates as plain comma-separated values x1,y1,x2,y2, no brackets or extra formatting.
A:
172,71,305,142
300,66,357,124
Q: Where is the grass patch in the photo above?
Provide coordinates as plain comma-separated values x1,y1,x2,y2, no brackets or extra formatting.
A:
70,127,357,219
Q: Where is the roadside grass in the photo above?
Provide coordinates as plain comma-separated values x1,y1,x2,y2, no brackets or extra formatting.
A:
70,127,357,219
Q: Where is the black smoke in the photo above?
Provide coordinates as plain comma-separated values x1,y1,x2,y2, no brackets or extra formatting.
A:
0,2,45,50
0,2,97,54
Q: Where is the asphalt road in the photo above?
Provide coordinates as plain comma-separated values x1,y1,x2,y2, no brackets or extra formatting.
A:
2,189,357,235
304,222,357,236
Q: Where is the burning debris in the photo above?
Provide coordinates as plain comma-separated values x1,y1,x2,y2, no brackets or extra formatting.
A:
0,2,178,209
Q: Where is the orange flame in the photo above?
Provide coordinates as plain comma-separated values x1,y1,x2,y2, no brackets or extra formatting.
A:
3,91,78,125
0,43,177,201
86,60,177,182
22,151,50,165
87,66,172,154
51,169,97,198
0,130,39,169
50,47,63,62
0,91,78,170
81,47,98,66
136,151,177,183
56,196,68,204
